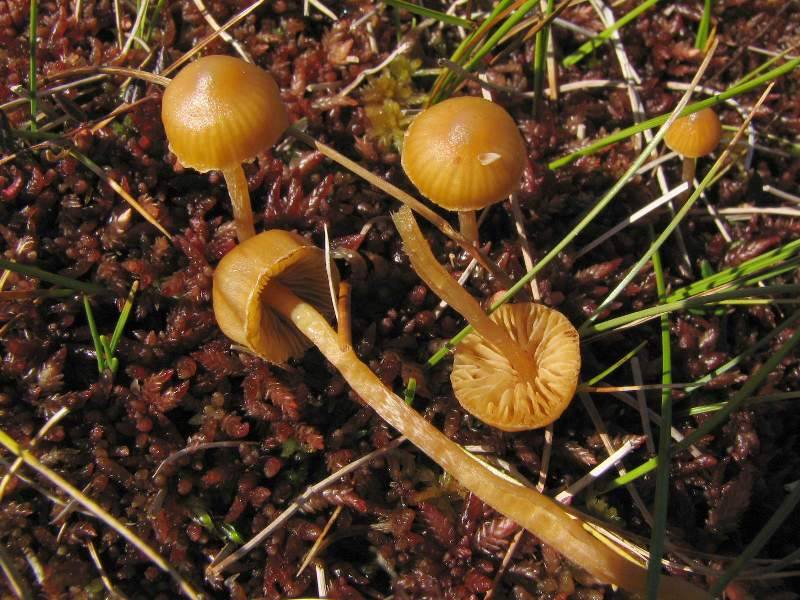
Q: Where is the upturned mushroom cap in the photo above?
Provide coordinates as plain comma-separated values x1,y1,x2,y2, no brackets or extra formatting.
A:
451,303,581,431
212,230,338,364
162,55,289,173
401,97,526,212
664,107,722,159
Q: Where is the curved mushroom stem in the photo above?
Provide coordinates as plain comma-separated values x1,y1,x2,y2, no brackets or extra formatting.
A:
458,210,479,246
680,156,697,203
393,206,535,379
264,280,709,600
222,165,256,242
285,126,512,289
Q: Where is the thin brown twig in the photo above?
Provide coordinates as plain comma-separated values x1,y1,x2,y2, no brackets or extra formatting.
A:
296,505,343,576
208,437,406,577
162,0,267,76
0,429,203,599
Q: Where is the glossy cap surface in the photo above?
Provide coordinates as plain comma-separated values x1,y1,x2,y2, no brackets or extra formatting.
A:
401,97,526,211
664,107,722,158
451,303,580,431
162,55,289,172
212,230,338,364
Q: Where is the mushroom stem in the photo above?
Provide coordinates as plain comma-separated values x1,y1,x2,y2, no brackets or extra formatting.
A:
285,126,512,289
263,280,709,600
337,281,352,351
458,210,479,245
681,156,697,202
393,206,535,378
221,166,256,242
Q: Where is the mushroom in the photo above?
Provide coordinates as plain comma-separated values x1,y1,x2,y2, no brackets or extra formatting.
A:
162,55,289,242
664,107,722,200
161,56,510,285
211,229,709,600
392,206,580,430
401,96,526,244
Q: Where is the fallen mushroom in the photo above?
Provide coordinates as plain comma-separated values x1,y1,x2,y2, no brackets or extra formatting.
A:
211,228,710,600
392,205,580,430
664,107,722,200
401,96,526,243
162,55,288,242
161,55,510,285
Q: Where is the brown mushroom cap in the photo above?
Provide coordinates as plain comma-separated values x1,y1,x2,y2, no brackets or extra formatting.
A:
212,230,338,364
451,303,581,431
401,97,526,212
664,107,722,159
162,55,289,173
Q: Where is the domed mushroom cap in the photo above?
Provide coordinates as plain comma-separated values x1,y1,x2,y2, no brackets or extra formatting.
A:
162,55,289,173
664,107,722,159
401,96,526,212
212,230,338,364
451,303,580,431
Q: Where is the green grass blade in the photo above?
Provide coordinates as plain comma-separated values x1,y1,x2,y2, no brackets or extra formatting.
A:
709,482,800,596
562,0,661,67
0,258,105,295
549,57,800,170
606,321,800,491
645,228,672,600
384,0,473,28
695,0,713,50
683,391,800,416
83,295,105,374
28,0,38,130
532,0,553,115
734,43,800,87
403,378,417,406
584,285,800,335
582,341,647,387
109,280,138,354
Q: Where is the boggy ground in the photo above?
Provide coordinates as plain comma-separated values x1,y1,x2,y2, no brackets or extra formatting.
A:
1,0,799,598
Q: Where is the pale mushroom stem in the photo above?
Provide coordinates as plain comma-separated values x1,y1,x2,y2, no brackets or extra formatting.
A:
458,210,480,245
681,156,697,202
393,206,535,379
286,126,513,289
222,165,256,242
264,280,709,600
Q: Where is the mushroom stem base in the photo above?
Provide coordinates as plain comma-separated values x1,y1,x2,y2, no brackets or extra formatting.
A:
222,165,256,242
264,281,710,600
458,210,479,246
680,157,697,203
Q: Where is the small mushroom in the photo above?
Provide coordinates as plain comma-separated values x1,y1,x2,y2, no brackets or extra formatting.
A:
664,107,722,200
392,206,580,431
162,55,289,242
211,229,709,600
401,96,526,243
